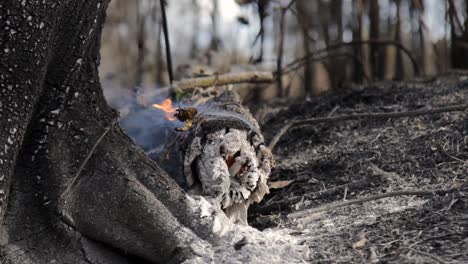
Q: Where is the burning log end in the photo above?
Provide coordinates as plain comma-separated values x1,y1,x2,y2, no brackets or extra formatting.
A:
189,127,271,224
149,91,273,225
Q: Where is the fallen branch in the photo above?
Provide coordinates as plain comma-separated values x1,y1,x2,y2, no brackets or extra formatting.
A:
256,174,383,215
254,165,389,215
403,247,450,264
287,188,462,219
268,122,293,150
173,71,274,92
269,103,468,150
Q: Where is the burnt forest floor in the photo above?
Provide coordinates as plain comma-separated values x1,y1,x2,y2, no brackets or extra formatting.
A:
249,71,468,263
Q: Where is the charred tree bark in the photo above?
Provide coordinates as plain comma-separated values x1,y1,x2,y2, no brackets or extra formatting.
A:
0,1,217,263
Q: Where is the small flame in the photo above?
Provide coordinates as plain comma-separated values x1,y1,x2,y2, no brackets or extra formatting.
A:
152,98,177,121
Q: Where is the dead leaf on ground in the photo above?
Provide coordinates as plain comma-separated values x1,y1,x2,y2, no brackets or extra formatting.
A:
352,237,369,249
269,180,294,189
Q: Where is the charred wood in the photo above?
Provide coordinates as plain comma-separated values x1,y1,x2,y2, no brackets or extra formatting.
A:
148,91,274,225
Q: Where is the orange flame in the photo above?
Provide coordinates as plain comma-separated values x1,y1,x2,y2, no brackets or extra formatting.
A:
152,98,177,121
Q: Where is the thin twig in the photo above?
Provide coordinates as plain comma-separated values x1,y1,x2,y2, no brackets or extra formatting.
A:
296,103,468,125
61,120,117,201
286,0,297,9
404,247,450,264
327,105,340,117
254,168,386,215
287,188,462,219
282,39,420,76
269,103,468,150
160,0,174,84
281,52,370,81
268,122,293,150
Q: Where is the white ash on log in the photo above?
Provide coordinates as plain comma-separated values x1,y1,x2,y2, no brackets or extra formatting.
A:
148,91,274,224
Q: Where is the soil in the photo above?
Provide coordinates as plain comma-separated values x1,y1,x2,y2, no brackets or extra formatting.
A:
249,71,468,263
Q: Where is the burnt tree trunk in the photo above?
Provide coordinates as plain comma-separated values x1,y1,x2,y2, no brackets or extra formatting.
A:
0,1,218,263
394,0,404,80
152,2,165,85
449,0,468,69
330,0,344,88
368,0,380,79
210,0,220,51
189,0,200,59
352,0,363,83
296,0,315,95
135,0,145,88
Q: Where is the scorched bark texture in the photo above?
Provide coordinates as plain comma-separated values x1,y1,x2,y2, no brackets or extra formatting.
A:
0,1,216,263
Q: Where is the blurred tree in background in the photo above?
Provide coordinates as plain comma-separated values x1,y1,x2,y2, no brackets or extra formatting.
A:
99,0,468,99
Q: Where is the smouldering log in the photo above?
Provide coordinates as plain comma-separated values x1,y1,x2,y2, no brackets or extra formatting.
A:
149,91,273,225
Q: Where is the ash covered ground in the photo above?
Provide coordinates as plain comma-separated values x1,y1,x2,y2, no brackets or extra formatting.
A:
249,71,468,263
109,72,467,263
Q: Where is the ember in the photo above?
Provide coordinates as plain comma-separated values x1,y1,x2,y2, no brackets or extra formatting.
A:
152,98,177,121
